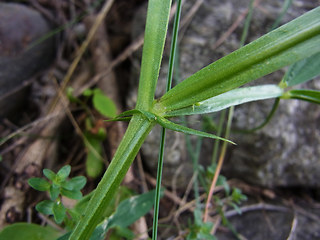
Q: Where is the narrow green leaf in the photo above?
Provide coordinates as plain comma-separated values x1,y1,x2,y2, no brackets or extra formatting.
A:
165,85,283,117
135,0,172,110
0,223,61,240
53,201,67,224
282,52,320,87
156,7,320,112
36,200,54,215
282,89,320,104
28,178,50,191
155,115,235,144
92,89,117,118
69,115,155,240
56,165,71,181
43,169,56,181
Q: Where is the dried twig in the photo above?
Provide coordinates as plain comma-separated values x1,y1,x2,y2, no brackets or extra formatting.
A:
287,213,298,240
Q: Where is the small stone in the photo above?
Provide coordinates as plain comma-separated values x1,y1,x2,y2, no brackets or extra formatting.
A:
0,3,56,117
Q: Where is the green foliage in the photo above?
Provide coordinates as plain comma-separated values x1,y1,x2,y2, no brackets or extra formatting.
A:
186,209,217,240
205,163,248,214
28,165,86,226
70,115,155,240
282,89,320,104
28,178,50,191
0,223,61,240
282,52,320,87
90,189,158,240
36,200,54,215
67,87,114,178
108,189,157,228
84,130,106,178
8,1,319,239
231,188,248,205
67,87,117,118
113,109,233,143
205,164,230,194
155,6,320,113
56,189,157,240
53,201,67,224
68,3,320,239
92,89,117,118
187,210,216,240
165,85,283,117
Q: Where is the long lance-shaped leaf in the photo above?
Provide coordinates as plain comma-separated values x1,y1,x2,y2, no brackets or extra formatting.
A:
155,115,235,144
154,7,320,113
69,115,155,240
135,0,172,111
282,89,320,104
282,51,320,87
165,85,283,117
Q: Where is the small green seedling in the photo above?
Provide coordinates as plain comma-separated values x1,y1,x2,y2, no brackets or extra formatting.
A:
1,169,158,240
187,209,216,240
28,165,87,226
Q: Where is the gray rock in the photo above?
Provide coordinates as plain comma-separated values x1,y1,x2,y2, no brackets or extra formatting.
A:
215,201,320,240
226,80,320,187
0,3,56,117
130,0,320,188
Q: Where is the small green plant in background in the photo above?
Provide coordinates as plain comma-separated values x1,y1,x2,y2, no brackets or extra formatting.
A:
187,209,216,240
28,165,87,228
67,87,117,178
0,165,158,240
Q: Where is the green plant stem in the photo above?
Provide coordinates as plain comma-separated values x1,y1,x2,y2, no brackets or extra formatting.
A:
69,115,155,240
152,127,166,240
136,0,172,111
165,0,182,92
152,0,182,239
